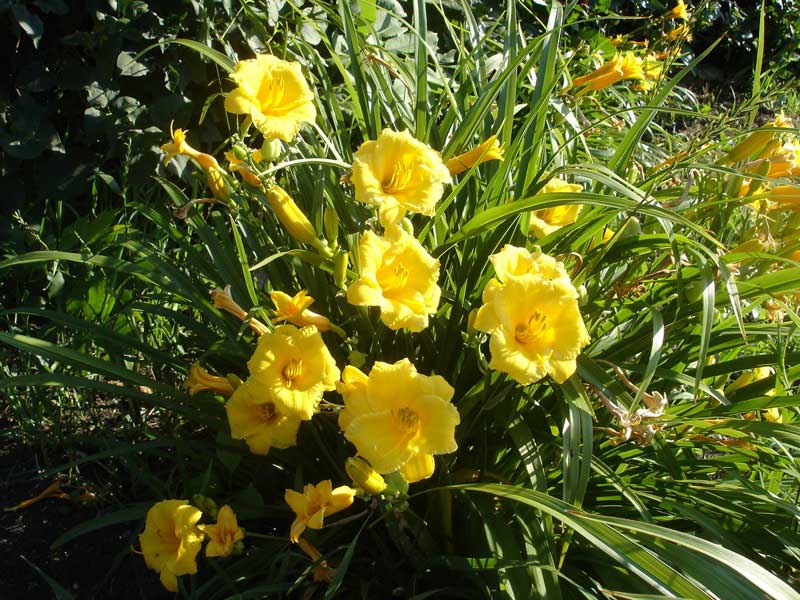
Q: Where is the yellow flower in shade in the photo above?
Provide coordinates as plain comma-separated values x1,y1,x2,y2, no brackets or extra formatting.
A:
266,184,330,255
664,0,689,20
725,367,776,396
225,379,302,455
768,185,800,211
224,54,316,142
446,135,505,175
271,290,333,332
337,359,460,478
473,246,590,385
345,456,387,494
572,52,644,93
247,324,340,420
200,505,245,558
139,500,204,592
347,227,441,332
665,23,692,41
183,362,235,396
529,178,583,238
284,480,356,542
725,115,793,164
351,129,452,228
225,149,264,187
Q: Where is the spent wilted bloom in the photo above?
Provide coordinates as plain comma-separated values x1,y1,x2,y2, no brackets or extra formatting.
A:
271,290,334,332
139,500,204,592
211,285,270,336
247,324,340,420
224,54,316,142
351,129,452,228
225,379,302,455
664,0,689,20
572,52,644,93
183,362,235,397
161,126,231,202
665,23,692,42
337,359,460,480
345,456,387,494
225,148,264,187
199,505,245,558
474,246,590,385
446,135,505,175
529,178,583,238
284,480,355,542
347,226,441,332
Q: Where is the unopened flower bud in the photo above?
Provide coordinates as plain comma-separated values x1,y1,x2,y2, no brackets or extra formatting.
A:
348,350,367,368
260,138,284,162
192,494,218,518
346,457,387,494
324,208,339,246
334,249,349,289
267,184,327,254
232,144,248,160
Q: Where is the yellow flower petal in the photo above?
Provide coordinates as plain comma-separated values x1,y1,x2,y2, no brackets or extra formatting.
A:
400,453,436,483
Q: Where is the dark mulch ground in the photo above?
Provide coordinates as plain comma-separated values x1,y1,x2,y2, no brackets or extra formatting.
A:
0,441,167,599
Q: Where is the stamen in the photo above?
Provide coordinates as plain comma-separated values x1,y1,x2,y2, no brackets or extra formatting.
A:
514,311,548,344
282,359,303,387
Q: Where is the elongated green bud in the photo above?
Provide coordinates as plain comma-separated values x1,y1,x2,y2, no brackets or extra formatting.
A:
334,249,349,289
260,138,284,162
324,208,339,247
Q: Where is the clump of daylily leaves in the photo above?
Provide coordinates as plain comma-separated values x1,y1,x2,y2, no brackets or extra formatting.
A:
139,45,593,590
137,1,800,590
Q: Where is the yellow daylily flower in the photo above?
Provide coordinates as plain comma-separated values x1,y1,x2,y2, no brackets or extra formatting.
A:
225,379,302,455
247,324,340,420
183,362,235,397
139,500,204,592
284,480,356,543
664,0,689,20
199,505,245,558
345,456,387,494
473,246,590,385
225,149,264,187
572,52,644,93
446,135,505,175
347,227,441,332
529,178,583,238
487,244,572,283
271,290,334,332
351,129,452,228
665,23,692,41
725,367,776,396
266,184,330,255
224,54,316,142
337,359,460,477
725,114,793,164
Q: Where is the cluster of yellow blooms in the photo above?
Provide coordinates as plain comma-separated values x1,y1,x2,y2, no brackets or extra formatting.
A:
139,500,244,592
571,1,691,95
143,48,595,591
